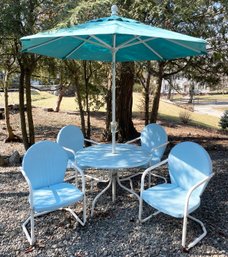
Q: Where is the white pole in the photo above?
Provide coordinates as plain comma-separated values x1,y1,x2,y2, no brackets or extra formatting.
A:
111,34,117,154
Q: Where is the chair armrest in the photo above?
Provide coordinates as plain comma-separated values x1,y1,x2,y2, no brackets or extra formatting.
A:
84,138,100,145
125,137,140,144
62,146,76,156
150,141,169,152
71,163,86,193
20,168,34,208
184,173,214,216
140,159,168,193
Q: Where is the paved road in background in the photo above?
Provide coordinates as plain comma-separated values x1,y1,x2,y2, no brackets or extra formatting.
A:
193,104,227,117
164,99,228,118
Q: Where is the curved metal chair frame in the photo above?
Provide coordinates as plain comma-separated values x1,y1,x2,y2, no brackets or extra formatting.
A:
139,142,214,251
21,141,86,246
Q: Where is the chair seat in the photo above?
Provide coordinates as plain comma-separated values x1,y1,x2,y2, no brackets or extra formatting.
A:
142,183,201,218
31,182,84,213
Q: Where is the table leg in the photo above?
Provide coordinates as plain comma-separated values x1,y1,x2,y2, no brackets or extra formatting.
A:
91,176,112,217
112,173,117,202
116,174,140,201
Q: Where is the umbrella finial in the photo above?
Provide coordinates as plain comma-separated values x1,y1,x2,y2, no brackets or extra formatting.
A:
111,5,118,16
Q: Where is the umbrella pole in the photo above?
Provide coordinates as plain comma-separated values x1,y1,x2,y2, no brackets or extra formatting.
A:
111,35,117,154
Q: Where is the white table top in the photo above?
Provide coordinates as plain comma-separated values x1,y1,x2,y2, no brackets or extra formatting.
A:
75,143,151,169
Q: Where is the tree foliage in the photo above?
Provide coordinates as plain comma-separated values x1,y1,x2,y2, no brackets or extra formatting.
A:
131,0,227,122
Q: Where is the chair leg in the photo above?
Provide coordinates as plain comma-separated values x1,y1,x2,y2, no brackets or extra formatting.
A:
65,207,86,226
138,197,143,221
64,197,87,226
119,171,143,191
138,198,160,223
22,202,86,246
182,214,207,251
83,196,87,224
22,209,36,246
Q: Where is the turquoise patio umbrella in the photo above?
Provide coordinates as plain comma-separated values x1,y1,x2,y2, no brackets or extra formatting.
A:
20,5,207,154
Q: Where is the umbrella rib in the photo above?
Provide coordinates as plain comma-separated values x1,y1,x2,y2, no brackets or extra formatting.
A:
64,36,92,59
119,37,156,49
23,37,62,52
166,38,202,53
120,37,163,60
72,35,111,49
141,41,164,60
117,36,142,49
91,35,112,49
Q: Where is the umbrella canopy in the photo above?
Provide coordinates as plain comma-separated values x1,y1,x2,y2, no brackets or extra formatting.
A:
20,5,207,153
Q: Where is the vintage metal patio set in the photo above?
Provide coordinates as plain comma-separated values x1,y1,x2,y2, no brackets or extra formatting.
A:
21,124,213,251
19,6,213,251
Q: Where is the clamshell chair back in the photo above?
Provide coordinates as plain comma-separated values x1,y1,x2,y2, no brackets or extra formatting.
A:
57,125,84,161
22,141,68,190
168,141,212,196
140,123,168,164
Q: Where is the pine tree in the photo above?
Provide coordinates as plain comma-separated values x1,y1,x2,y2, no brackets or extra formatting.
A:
219,110,228,130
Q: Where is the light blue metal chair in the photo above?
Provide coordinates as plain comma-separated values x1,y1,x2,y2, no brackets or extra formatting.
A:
122,123,169,189
21,141,86,245
56,125,102,187
126,123,168,166
56,125,99,169
139,141,214,251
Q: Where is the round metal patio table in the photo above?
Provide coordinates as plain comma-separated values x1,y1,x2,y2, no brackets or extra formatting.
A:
75,143,151,216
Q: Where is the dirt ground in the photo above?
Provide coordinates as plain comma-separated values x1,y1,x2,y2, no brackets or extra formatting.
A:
0,107,227,159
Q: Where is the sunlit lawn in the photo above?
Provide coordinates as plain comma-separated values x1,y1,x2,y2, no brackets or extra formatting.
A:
133,93,220,128
198,94,228,101
0,91,222,129
173,93,228,102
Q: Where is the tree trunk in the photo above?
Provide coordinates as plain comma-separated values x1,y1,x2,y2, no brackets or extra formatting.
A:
74,77,86,135
25,68,35,146
3,71,20,142
188,83,194,103
55,84,65,112
150,62,164,123
166,76,173,100
167,83,172,100
144,67,151,125
116,62,139,142
19,67,30,150
83,61,91,140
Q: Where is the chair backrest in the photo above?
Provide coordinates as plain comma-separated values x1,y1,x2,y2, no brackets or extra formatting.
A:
56,125,84,158
140,123,168,160
168,141,212,196
22,141,68,190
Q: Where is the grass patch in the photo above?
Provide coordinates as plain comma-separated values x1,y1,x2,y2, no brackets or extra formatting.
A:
134,94,220,128
172,93,228,103
0,91,222,129
199,94,228,101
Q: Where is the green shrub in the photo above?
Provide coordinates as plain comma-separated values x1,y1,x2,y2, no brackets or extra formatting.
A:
219,110,228,130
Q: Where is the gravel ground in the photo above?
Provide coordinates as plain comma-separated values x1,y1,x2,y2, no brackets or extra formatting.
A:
0,108,227,256
0,148,227,257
